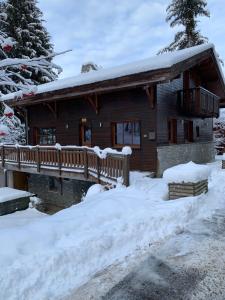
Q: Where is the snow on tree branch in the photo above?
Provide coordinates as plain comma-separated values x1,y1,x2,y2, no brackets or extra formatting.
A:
0,6,69,144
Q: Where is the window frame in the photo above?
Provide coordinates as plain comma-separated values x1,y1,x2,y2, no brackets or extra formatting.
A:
168,119,177,144
80,122,92,147
112,120,141,149
37,127,56,145
184,120,194,143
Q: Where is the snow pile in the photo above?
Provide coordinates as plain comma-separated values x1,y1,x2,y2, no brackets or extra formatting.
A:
0,208,46,230
0,161,224,299
163,161,211,183
84,184,106,200
0,187,33,203
93,146,132,159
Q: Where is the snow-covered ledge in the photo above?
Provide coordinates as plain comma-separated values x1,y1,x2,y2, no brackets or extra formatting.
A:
163,162,210,200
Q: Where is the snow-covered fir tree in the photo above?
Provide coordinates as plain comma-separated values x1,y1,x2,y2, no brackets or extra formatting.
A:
0,5,63,144
159,0,210,53
0,0,56,87
0,104,25,144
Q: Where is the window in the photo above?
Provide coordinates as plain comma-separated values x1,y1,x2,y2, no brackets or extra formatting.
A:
184,120,193,142
81,124,92,146
112,121,141,147
168,119,177,143
196,126,200,138
48,177,58,192
39,128,56,145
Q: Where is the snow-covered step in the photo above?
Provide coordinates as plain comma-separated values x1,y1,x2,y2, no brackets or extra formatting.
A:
0,187,33,216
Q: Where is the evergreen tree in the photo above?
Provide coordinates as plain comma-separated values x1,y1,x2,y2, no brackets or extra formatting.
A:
1,0,57,85
0,104,25,144
0,4,64,144
159,0,210,53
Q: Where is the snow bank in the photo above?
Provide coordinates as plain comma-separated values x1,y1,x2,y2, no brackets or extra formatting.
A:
0,187,33,203
163,162,211,183
0,162,224,300
85,184,105,199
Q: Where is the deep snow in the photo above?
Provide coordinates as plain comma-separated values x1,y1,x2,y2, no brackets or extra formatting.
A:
0,159,225,300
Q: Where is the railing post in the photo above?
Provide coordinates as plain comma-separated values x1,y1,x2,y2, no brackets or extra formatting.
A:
36,146,41,173
1,145,5,168
123,155,130,187
83,148,88,179
58,149,62,176
17,146,21,169
97,156,101,183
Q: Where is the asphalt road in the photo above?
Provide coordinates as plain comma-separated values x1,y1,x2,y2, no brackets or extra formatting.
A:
67,209,225,300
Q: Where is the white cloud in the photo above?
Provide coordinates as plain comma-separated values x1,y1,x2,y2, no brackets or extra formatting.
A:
38,0,225,79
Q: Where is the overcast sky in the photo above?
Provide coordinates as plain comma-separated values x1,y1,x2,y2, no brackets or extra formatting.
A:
38,0,225,79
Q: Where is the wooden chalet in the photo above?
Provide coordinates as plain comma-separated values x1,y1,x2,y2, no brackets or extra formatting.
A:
0,43,224,211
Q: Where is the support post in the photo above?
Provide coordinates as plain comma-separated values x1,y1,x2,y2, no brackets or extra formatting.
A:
97,156,101,183
36,146,40,173
123,155,130,187
17,147,21,169
1,145,5,168
83,149,88,179
58,149,62,176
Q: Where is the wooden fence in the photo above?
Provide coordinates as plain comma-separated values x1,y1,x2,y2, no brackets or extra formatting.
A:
0,145,130,186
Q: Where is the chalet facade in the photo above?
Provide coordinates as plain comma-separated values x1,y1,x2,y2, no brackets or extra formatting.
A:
1,43,224,212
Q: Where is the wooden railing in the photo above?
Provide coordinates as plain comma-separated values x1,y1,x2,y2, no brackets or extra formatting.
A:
0,145,130,186
177,87,220,117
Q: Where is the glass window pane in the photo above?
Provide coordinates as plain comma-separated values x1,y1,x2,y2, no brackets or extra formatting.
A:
84,126,92,142
124,122,133,144
133,122,140,145
115,123,123,145
39,128,56,145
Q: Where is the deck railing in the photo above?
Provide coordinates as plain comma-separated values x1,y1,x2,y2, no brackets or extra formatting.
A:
177,87,220,117
0,145,130,186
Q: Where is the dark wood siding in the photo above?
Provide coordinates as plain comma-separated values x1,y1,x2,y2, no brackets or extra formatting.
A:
157,74,213,146
27,88,157,172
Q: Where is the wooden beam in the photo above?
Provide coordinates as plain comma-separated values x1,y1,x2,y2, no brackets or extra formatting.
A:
14,106,26,118
143,86,155,109
44,102,57,119
85,94,99,114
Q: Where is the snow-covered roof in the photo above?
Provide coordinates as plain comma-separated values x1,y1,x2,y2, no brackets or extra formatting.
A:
2,43,224,102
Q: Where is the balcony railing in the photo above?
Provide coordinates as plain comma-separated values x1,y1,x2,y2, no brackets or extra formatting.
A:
177,87,220,117
0,145,130,186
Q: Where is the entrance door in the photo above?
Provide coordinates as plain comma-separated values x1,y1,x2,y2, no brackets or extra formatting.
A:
80,122,92,147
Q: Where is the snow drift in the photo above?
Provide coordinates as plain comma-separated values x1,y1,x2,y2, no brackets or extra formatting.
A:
0,161,224,300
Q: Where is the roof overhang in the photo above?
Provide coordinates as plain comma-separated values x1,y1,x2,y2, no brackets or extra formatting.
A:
5,45,225,108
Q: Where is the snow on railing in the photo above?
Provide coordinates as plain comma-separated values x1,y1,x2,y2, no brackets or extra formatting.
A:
0,144,132,186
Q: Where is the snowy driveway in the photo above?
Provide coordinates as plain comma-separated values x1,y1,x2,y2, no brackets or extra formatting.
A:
1,160,225,300
70,209,225,300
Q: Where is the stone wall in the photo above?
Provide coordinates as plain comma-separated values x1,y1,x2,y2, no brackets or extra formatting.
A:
28,174,94,213
0,169,5,187
157,142,215,177
0,197,30,216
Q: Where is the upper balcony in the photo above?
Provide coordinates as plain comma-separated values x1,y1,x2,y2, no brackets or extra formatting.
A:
177,87,220,118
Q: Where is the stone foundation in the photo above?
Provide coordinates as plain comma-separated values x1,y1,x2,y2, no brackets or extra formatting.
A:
28,174,94,213
222,160,225,169
157,142,215,177
168,180,208,200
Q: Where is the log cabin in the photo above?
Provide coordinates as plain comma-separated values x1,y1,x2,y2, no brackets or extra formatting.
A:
0,43,224,212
